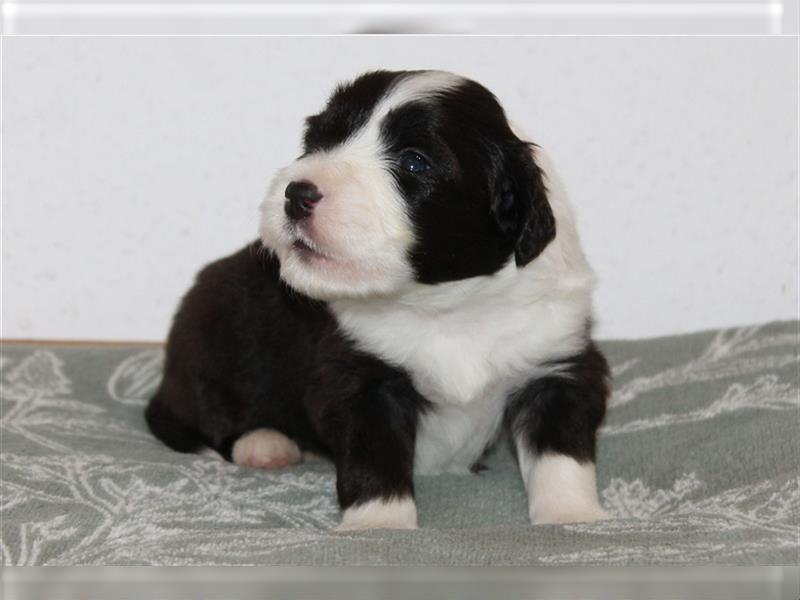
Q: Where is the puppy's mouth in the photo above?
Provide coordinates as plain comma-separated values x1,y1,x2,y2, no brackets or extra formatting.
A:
291,236,335,263
288,234,385,279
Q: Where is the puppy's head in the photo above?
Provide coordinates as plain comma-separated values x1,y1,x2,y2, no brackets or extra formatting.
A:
260,70,555,299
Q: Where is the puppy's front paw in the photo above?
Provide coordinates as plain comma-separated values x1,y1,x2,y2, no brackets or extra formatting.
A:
232,428,302,469
531,502,612,525
335,496,418,532
522,453,612,525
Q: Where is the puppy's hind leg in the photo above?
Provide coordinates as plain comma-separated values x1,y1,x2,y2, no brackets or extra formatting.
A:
232,429,303,470
145,392,203,453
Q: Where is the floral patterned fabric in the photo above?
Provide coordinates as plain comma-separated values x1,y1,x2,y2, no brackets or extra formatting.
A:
1,321,798,565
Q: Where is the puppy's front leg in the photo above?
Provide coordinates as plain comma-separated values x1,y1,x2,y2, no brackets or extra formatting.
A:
507,343,611,525
309,367,424,532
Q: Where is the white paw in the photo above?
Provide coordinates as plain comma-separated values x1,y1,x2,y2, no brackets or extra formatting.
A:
518,452,612,525
532,503,612,525
232,428,302,469
335,496,418,532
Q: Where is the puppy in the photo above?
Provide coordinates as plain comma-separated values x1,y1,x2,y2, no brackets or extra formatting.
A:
146,70,610,531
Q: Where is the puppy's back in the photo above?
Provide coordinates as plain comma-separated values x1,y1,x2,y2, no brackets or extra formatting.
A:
146,242,328,458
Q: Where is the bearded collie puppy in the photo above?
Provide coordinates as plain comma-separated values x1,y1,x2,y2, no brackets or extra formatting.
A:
146,70,611,531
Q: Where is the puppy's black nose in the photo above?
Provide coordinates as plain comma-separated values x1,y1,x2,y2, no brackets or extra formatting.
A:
285,181,322,220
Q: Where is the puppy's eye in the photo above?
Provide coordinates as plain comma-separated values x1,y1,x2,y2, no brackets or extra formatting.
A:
398,151,430,174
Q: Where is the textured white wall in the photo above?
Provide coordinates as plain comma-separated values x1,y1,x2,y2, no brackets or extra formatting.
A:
2,36,797,341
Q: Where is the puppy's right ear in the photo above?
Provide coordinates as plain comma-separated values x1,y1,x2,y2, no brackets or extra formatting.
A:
492,142,556,267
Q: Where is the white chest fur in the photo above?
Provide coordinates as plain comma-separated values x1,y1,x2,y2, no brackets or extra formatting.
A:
331,149,595,473
331,254,594,473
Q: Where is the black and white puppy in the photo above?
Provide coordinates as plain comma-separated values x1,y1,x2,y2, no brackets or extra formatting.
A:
146,70,611,531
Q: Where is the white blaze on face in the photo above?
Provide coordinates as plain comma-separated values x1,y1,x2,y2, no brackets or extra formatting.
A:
259,71,463,300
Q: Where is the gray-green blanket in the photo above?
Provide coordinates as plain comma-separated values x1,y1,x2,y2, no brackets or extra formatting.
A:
1,321,798,565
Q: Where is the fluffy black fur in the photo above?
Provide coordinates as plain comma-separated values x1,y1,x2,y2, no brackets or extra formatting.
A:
383,79,555,281
505,342,610,464
146,246,331,461
146,244,429,509
146,70,607,516
303,70,403,153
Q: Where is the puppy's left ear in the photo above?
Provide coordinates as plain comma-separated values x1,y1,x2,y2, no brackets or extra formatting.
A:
491,142,556,266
